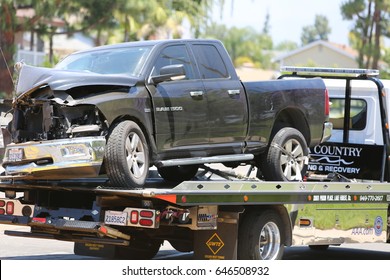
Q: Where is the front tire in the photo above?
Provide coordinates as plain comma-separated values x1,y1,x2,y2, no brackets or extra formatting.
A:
238,210,285,260
259,127,308,181
105,121,149,189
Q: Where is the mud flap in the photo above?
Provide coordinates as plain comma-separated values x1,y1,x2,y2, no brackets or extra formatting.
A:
193,211,239,260
74,242,117,259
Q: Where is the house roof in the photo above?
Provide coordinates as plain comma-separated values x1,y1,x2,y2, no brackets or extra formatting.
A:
16,8,65,27
274,40,357,62
236,66,277,81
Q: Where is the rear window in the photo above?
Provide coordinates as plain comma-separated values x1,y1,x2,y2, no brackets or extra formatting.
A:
330,98,367,130
192,44,229,79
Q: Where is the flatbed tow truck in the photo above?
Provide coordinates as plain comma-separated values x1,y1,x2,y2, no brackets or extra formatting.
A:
1,68,390,260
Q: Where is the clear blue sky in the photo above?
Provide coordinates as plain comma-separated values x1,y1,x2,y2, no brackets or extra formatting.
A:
213,0,352,46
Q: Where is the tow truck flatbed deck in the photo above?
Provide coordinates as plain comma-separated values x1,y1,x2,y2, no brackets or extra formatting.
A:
1,176,390,206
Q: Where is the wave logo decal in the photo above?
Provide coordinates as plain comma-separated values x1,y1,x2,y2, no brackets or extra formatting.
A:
308,144,363,174
311,156,353,166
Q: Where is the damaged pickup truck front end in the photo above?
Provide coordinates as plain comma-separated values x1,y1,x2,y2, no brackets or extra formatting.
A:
2,62,139,179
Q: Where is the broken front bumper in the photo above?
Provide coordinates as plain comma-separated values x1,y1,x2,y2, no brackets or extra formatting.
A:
2,136,106,179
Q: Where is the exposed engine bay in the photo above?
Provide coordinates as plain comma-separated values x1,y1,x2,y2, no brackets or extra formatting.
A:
1,86,109,179
10,91,107,144
6,63,136,145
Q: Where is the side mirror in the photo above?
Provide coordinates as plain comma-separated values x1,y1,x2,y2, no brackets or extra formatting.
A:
151,64,186,84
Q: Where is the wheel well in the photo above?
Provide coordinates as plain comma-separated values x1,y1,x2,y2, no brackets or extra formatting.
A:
241,205,293,247
271,108,310,145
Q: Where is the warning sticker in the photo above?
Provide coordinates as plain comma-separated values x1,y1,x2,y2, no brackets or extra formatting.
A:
206,233,225,255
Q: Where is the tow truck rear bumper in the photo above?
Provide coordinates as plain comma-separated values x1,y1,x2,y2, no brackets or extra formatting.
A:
4,219,131,246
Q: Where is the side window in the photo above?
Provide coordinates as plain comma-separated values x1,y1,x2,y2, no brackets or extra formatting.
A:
330,98,367,130
152,45,194,79
192,44,229,79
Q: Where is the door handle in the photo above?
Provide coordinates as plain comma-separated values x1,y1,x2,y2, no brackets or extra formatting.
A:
228,89,240,96
190,90,204,97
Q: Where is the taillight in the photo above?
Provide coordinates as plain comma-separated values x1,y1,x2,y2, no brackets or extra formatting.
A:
32,217,47,223
0,199,15,215
126,208,158,228
139,219,153,227
0,199,34,216
325,88,330,116
140,210,154,218
139,210,155,226
6,201,14,215
130,210,139,224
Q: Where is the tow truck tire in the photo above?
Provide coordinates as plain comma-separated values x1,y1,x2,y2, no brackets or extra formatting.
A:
238,210,285,260
168,239,194,252
157,165,199,182
309,245,329,250
105,120,149,189
259,127,308,181
115,238,161,260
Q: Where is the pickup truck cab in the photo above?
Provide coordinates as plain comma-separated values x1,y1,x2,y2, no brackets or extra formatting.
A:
1,39,331,188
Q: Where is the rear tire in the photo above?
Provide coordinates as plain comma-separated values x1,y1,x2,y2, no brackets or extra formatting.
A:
105,121,149,189
259,127,308,181
238,210,285,260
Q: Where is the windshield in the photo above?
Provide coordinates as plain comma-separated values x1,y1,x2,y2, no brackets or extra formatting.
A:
55,46,152,76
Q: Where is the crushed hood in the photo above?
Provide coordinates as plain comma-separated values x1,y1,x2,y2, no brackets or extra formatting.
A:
16,64,138,98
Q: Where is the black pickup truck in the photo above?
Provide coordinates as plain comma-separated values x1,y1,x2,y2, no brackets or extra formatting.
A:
1,39,332,188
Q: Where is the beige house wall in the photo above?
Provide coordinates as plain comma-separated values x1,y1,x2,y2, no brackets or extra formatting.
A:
280,45,358,68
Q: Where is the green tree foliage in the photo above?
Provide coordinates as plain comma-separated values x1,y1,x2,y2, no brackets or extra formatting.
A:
381,47,390,78
201,10,274,69
117,0,209,40
0,0,17,97
202,23,273,68
0,0,121,97
0,0,217,97
275,40,298,51
341,0,390,69
301,15,331,45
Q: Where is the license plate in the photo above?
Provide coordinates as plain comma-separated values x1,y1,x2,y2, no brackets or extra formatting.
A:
104,211,127,226
8,148,23,162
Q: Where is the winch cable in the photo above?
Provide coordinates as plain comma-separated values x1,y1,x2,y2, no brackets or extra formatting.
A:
0,46,15,89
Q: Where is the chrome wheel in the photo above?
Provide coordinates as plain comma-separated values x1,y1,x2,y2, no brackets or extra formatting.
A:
259,221,281,260
238,210,285,260
259,127,308,181
105,121,149,189
279,138,306,180
125,132,146,179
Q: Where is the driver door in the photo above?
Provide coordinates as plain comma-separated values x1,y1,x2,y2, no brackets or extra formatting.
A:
148,44,209,157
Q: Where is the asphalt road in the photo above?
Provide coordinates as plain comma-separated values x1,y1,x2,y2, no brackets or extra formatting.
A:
1,224,390,260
